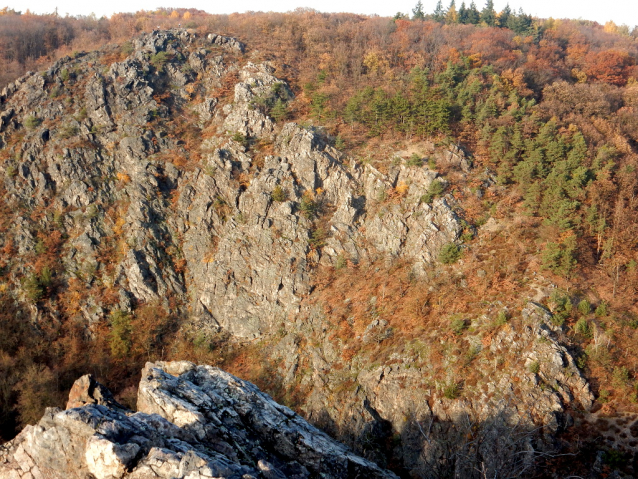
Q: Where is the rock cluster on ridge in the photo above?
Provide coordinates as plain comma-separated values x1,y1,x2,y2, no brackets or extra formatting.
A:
0,361,398,479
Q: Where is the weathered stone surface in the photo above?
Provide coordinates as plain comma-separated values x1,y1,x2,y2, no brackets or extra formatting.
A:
66,374,126,410
207,33,246,53
0,362,397,479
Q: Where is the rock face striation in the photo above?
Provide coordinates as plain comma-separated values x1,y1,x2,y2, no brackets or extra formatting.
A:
0,361,398,479
0,28,462,339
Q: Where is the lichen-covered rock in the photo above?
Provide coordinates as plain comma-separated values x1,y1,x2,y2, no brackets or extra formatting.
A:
0,362,398,479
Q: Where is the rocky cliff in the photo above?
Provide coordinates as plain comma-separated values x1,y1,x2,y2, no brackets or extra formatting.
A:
0,28,624,477
0,361,398,479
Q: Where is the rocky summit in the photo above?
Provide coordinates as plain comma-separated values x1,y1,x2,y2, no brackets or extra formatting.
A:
0,361,397,479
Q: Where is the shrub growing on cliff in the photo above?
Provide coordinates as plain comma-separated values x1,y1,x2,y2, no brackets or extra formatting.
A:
443,382,460,399
150,51,170,70
270,99,289,122
23,267,53,302
528,361,540,374
308,227,327,249
120,41,134,56
58,124,79,139
231,131,249,148
109,310,133,358
439,242,461,264
24,115,41,130
271,185,287,202
450,317,467,334
407,153,423,167
299,191,318,219
421,179,445,204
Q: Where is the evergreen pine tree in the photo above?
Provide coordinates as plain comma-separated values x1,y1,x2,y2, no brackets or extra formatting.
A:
498,4,512,28
412,0,425,19
509,8,533,35
480,0,496,26
433,0,445,22
467,1,480,24
458,2,469,23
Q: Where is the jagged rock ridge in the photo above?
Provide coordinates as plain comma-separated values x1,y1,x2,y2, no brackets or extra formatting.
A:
0,361,398,479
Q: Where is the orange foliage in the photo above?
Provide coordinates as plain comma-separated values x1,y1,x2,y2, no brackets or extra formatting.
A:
585,50,635,86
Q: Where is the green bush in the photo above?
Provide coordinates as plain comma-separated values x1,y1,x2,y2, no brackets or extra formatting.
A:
24,116,42,130
574,318,592,338
121,41,134,56
595,302,608,317
577,299,591,316
270,99,289,122
75,107,87,122
443,383,460,399
549,290,572,326
58,124,79,139
603,449,626,469
300,193,318,219
109,310,133,358
22,267,53,302
541,234,577,277
439,242,461,264
450,317,467,335
528,361,540,374
231,131,249,148
598,388,611,403
407,153,423,167
421,179,446,204
612,366,630,387
271,185,287,202
150,51,170,70
308,227,327,249
495,310,508,326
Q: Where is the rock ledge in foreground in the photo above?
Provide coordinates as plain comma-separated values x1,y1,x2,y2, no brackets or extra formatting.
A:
0,361,398,479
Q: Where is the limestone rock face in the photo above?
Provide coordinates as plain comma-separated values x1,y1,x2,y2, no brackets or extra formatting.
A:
0,28,462,340
0,362,398,479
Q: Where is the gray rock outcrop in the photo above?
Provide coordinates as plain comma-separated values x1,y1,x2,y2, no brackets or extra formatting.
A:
0,361,398,479
0,28,462,339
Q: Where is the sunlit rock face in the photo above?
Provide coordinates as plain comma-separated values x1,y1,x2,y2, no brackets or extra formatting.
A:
0,361,398,479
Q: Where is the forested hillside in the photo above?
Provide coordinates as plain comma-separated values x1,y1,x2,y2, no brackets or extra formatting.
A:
1,5,638,477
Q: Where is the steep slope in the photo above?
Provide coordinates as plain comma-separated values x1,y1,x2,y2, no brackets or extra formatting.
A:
0,28,460,337
0,27,631,477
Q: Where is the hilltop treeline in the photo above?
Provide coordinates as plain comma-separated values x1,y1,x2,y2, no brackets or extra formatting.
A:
0,6,636,91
